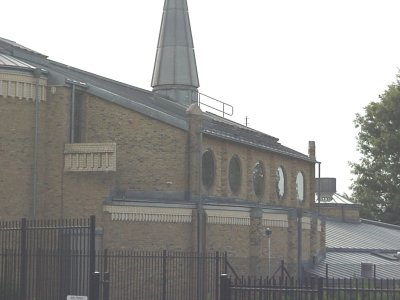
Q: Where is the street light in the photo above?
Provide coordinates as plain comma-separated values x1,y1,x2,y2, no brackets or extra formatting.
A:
265,228,272,277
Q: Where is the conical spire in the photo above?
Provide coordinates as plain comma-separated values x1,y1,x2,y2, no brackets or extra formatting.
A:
151,0,200,106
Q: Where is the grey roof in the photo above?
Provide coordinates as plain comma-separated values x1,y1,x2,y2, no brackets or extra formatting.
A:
0,53,36,70
309,220,400,278
0,34,314,163
203,113,313,161
327,220,400,251
309,252,400,279
0,37,47,57
151,0,199,89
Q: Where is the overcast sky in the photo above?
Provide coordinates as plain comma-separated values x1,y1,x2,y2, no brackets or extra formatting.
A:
3,0,400,195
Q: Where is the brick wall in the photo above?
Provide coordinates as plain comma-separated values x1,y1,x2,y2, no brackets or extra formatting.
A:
202,135,315,209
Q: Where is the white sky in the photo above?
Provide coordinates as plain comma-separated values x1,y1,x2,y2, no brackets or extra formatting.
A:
3,0,400,195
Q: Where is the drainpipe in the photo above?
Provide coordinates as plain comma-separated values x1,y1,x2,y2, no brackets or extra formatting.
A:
66,79,88,143
297,208,303,283
70,83,76,142
317,162,321,214
32,68,41,219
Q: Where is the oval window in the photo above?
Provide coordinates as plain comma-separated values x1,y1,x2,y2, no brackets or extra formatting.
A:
229,155,241,194
253,161,265,198
296,172,304,202
202,150,215,188
276,167,285,199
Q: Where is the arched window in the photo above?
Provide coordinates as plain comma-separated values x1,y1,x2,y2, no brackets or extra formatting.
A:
229,155,241,194
275,166,285,199
202,150,215,188
253,161,265,198
296,172,305,202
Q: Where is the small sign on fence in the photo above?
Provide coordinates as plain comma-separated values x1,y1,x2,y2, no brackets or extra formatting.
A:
67,296,88,300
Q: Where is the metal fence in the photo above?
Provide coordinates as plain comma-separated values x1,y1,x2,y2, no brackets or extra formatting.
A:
220,275,400,300
0,217,96,300
0,216,228,300
97,250,227,300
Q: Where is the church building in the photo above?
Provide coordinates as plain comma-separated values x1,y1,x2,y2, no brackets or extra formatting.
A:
0,0,324,276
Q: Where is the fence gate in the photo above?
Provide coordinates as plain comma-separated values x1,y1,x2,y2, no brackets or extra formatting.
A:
0,216,96,300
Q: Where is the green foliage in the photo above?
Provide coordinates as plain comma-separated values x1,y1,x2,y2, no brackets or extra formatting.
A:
351,72,400,225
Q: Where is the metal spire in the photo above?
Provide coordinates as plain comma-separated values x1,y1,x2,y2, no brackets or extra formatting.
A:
151,0,200,106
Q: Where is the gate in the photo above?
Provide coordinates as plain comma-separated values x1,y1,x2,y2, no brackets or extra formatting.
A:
0,216,96,300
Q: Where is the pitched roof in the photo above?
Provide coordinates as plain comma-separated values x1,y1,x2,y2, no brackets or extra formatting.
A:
0,37,315,163
309,252,400,279
309,219,400,278
327,220,400,251
0,53,36,70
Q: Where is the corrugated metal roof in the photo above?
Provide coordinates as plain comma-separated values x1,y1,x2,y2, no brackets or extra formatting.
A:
309,252,400,279
0,53,35,69
310,218,400,278
327,220,400,251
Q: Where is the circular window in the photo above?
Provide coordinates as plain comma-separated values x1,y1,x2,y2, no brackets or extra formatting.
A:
253,161,265,198
296,172,304,202
202,150,215,188
275,167,285,199
229,155,241,194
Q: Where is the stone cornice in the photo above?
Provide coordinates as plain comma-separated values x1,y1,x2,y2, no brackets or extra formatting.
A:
206,209,250,226
104,205,192,223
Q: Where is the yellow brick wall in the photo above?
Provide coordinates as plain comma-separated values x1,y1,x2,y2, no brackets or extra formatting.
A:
79,93,188,192
202,136,315,209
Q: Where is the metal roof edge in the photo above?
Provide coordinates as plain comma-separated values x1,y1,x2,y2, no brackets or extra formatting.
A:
88,86,188,131
317,202,361,208
361,219,400,231
48,59,155,96
203,130,315,163
326,248,396,253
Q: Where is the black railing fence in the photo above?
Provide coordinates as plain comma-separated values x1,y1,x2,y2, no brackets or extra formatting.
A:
2,217,400,300
0,217,96,300
96,250,227,300
220,274,400,300
0,217,228,300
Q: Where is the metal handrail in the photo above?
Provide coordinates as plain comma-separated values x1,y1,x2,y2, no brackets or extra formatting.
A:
197,92,234,118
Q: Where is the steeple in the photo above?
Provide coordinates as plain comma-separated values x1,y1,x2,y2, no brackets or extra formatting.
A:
151,0,200,106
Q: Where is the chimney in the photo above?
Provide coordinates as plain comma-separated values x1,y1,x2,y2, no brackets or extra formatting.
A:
308,141,316,160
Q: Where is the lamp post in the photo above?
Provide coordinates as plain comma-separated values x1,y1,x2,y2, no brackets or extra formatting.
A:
265,228,272,277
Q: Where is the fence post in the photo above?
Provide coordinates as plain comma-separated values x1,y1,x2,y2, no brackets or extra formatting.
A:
103,272,110,300
89,216,96,300
103,249,109,300
224,252,228,274
220,274,231,300
20,218,27,300
317,278,324,300
91,272,100,300
162,250,167,300
216,252,220,300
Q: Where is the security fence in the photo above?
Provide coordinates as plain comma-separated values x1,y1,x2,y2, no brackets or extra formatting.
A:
97,250,227,300
0,216,228,300
220,275,400,300
0,217,96,300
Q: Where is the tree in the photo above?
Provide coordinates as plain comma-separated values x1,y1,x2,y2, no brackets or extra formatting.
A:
351,72,400,225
